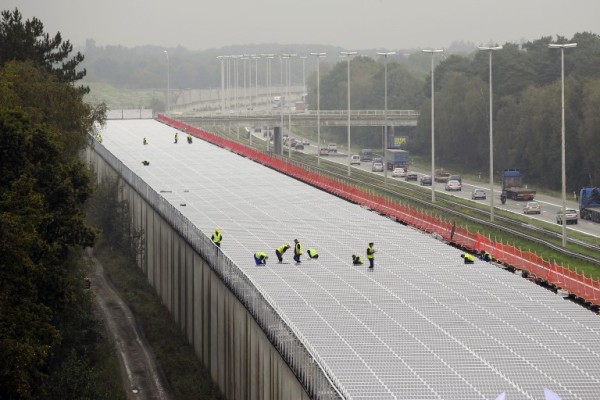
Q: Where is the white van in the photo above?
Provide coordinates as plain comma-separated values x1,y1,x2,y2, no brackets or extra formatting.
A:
350,155,361,165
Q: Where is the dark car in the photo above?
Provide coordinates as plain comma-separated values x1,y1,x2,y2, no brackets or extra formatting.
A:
420,175,432,186
294,143,304,150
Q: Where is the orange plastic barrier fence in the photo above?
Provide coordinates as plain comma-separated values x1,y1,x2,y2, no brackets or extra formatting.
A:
157,115,600,306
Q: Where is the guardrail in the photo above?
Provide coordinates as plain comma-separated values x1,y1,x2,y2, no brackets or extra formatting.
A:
158,114,600,307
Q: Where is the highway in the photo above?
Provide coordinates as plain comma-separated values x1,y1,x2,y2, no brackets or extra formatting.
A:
264,132,600,239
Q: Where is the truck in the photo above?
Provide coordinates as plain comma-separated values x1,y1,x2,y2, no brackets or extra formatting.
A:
434,169,450,183
501,169,536,201
579,187,600,222
360,149,373,162
385,149,409,171
272,96,285,109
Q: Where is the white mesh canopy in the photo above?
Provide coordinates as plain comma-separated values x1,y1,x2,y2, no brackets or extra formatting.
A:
99,120,600,400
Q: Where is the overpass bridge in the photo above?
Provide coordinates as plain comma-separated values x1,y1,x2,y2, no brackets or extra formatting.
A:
90,117,600,400
174,109,419,128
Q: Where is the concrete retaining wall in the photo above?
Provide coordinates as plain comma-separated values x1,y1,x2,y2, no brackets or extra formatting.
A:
86,147,310,400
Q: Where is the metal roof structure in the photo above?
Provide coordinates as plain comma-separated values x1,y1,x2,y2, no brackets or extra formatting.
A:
99,119,600,400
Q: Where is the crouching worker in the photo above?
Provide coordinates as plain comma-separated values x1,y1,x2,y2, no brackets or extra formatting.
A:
254,252,268,266
307,248,319,259
275,244,291,263
479,249,492,262
352,254,363,265
461,252,476,264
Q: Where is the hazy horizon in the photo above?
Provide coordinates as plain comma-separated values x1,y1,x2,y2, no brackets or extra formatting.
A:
4,0,598,51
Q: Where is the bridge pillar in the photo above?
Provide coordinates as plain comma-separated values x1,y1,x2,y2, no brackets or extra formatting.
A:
273,126,283,155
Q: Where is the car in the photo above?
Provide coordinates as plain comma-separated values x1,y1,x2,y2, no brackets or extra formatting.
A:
302,138,310,145
523,201,541,214
327,143,337,153
420,175,432,186
350,155,361,165
556,208,578,224
294,143,304,150
445,179,462,191
290,138,298,147
449,174,462,184
471,188,487,200
391,168,406,178
319,148,329,156
372,162,384,172
405,171,418,181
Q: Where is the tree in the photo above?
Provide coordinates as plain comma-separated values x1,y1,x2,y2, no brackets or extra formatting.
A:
0,8,86,83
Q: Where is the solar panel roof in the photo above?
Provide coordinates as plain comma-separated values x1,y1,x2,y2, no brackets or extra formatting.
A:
99,119,600,400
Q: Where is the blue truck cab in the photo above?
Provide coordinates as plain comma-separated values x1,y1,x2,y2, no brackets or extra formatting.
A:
580,187,600,222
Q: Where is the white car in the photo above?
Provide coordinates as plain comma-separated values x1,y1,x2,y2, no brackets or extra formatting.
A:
350,155,361,165
445,179,462,191
556,208,578,224
523,201,541,214
392,168,406,178
372,162,384,172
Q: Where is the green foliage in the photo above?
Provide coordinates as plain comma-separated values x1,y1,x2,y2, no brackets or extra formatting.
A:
0,8,86,83
412,33,600,190
0,8,113,398
87,177,222,400
86,176,144,259
95,244,223,400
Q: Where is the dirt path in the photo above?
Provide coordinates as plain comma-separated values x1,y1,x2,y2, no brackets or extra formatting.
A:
87,249,173,400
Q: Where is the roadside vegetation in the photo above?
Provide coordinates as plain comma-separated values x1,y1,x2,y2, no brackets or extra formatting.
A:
0,8,122,398
87,177,224,400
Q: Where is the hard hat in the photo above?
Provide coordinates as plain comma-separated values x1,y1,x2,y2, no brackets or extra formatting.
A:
215,227,220,232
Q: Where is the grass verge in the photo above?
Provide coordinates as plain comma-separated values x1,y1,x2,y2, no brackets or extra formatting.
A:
94,243,224,400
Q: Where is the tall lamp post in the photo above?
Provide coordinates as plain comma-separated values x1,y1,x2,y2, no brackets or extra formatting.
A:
217,56,226,113
252,55,260,108
549,42,577,247
422,49,443,202
478,45,502,221
279,55,286,155
262,54,274,106
340,51,358,176
310,52,327,165
377,51,396,184
163,50,170,114
300,55,307,96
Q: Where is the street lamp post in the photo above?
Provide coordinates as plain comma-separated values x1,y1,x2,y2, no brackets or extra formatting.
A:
377,51,396,184
478,45,502,222
252,55,260,109
217,56,226,113
279,55,286,155
549,42,577,247
163,50,170,114
340,51,357,176
310,52,327,165
225,56,231,111
300,55,307,96
422,49,444,202
262,54,274,106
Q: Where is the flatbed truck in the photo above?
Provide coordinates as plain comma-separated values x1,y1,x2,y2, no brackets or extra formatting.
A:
501,169,536,201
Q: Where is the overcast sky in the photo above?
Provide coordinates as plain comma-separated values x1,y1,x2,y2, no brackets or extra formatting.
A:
4,0,599,51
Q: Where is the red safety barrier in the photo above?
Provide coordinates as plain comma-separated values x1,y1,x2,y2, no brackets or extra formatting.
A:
157,115,600,306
